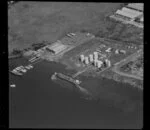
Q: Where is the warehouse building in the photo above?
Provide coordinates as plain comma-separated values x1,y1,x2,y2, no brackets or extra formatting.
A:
46,41,68,55
110,4,144,28
121,7,142,19
127,3,144,12
115,8,142,20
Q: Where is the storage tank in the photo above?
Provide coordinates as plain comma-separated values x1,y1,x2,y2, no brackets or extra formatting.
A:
89,54,94,63
105,59,111,67
94,59,97,67
84,57,89,65
97,61,102,68
93,52,98,60
80,55,85,62
107,60,111,67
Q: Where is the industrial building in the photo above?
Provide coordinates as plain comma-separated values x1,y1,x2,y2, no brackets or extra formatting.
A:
45,32,95,56
115,7,142,20
46,41,68,55
127,3,144,12
78,50,111,71
110,3,143,28
122,7,142,18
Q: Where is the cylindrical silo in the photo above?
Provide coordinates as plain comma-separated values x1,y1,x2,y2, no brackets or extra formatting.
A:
89,54,94,63
97,61,102,68
85,57,89,65
94,59,97,67
107,60,111,67
80,55,85,62
93,52,98,60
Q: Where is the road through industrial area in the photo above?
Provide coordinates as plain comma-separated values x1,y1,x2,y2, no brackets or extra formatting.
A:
112,49,143,80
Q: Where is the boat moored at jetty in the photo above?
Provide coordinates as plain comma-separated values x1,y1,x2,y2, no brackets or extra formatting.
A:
51,72,82,85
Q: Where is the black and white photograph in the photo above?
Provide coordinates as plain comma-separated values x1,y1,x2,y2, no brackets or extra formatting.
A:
8,1,143,129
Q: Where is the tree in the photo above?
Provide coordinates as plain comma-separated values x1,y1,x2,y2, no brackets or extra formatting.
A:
12,48,22,55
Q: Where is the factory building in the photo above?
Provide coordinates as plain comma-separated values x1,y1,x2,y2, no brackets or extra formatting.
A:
115,8,142,20
109,3,143,28
121,7,142,19
46,41,68,55
127,3,143,12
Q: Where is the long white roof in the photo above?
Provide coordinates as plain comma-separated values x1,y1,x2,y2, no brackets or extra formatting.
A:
116,9,141,19
53,44,67,53
127,3,144,11
122,7,142,17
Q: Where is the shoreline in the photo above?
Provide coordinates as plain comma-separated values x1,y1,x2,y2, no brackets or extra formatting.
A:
8,54,22,59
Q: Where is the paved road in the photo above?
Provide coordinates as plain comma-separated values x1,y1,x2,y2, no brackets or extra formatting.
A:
112,49,143,80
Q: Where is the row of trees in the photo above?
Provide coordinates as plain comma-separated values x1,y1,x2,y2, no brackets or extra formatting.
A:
11,49,22,55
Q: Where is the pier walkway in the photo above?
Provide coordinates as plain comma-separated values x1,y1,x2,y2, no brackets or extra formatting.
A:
72,65,92,78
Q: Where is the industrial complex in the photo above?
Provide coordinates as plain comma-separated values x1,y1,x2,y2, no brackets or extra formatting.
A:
10,3,143,90
110,3,143,28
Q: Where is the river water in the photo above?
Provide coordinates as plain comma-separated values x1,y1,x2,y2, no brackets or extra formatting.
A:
9,58,143,129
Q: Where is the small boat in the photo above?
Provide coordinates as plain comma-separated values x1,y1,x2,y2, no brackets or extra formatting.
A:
17,66,27,73
28,65,33,68
10,84,16,88
20,68,27,73
25,66,31,70
15,66,22,70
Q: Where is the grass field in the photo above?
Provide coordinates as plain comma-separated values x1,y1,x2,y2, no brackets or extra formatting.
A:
8,2,123,54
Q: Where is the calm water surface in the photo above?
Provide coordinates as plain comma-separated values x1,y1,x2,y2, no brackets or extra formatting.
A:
9,58,143,129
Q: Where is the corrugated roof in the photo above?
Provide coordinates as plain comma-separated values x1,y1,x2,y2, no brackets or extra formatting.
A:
122,7,142,17
127,3,143,11
116,9,140,19
53,45,67,54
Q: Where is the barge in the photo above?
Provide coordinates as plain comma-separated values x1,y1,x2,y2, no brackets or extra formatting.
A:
51,72,81,85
